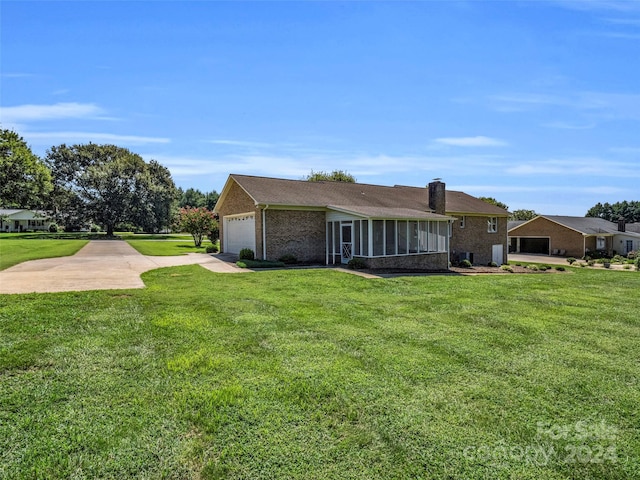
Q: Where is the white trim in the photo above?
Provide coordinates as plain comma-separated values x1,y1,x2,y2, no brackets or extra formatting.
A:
488,216,498,233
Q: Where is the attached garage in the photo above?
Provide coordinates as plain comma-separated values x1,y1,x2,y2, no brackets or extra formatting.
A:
519,237,550,254
223,213,256,254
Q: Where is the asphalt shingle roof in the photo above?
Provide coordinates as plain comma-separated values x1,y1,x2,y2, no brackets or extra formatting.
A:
228,174,509,216
541,215,632,235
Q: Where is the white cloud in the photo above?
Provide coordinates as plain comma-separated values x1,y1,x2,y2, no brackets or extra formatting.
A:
506,158,640,177
434,136,508,147
542,121,596,130
553,0,640,13
490,91,640,119
207,139,275,148
0,102,105,122
1,73,35,78
26,131,170,145
450,184,630,195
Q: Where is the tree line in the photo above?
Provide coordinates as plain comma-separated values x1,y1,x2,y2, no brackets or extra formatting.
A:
0,129,218,234
4,128,638,229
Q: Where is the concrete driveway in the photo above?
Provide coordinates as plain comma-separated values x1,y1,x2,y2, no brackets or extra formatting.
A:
0,240,246,294
508,253,571,265
509,253,631,270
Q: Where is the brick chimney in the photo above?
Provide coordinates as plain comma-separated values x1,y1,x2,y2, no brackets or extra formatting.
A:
618,216,626,232
428,179,446,215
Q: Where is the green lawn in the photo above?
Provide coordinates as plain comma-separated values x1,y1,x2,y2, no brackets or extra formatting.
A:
0,239,88,270
1,267,638,479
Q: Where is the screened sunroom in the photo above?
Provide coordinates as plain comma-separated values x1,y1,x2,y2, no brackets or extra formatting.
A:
325,206,453,269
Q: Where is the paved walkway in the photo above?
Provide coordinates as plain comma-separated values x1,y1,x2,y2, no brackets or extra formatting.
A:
0,240,247,294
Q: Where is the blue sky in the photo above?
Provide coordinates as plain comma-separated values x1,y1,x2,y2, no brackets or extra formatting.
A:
1,0,639,215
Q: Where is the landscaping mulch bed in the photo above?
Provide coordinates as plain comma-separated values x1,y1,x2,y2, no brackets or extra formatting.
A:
358,265,567,276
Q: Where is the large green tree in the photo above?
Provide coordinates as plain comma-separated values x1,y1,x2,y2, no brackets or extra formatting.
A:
131,160,178,233
478,197,509,211
509,209,537,221
46,143,177,235
177,187,219,210
0,129,52,208
305,170,356,183
586,201,640,223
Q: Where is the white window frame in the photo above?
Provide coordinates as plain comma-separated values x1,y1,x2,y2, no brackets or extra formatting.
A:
487,217,498,233
460,216,465,228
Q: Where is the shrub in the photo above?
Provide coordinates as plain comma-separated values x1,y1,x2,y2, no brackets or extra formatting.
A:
566,257,576,265
579,263,586,268
90,224,101,233
278,254,298,265
236,259,285,268
612,254,624,264
555,266,566,271
587,260,595,266
488,261,498,267
459,259,472,268
500,265,513,272
347,258,368,270
529,265,539,271
207,224,220,243
623,265,631,270
636,256,640,271
627,250,636,259
48,223,59,233
539,266,548,271
205,244,218,253
239,248,255,260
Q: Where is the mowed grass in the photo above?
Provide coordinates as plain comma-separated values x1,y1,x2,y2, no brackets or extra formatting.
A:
1,267,639,479
0,239,88,270
126,240,212,256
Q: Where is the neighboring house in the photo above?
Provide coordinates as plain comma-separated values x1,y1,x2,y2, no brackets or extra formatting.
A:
0,209,50,233
626,223,640,234
508,215,640,258
214,174,509,269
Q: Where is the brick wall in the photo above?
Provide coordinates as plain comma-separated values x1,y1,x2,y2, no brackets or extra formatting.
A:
451,215,507,265
509,217,585,258
216,181,261,255
362,252,448,270
264,209,326,263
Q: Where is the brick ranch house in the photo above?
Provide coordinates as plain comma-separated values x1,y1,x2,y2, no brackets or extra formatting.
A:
508,215,640,258
214,174,508,269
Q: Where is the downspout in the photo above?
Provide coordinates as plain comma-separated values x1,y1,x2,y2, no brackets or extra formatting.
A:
448,219,453,268
262,205,269,260
325,219,329,265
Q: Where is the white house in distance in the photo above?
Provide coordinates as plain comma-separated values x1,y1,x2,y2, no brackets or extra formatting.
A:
0,209,50,232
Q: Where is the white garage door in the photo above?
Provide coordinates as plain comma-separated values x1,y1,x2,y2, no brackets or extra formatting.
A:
224,213,256,254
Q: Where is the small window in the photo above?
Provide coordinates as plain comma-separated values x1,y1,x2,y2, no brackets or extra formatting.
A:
460,216,465,228
487,217,497,233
